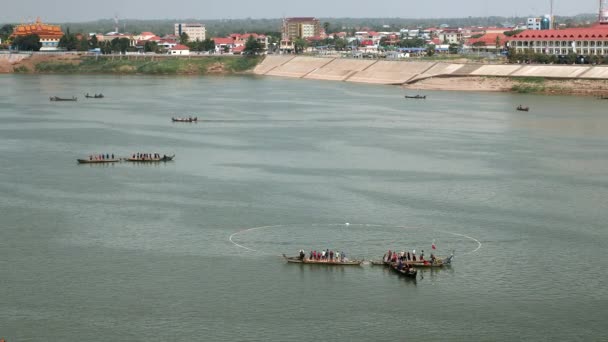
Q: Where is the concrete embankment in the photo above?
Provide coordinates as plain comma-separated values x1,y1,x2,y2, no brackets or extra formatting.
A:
255,55,608,93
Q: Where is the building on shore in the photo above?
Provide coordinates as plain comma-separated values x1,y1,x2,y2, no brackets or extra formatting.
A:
174,23,206,42
10,18,63,51
509,24,608,56
527,15,551,30
169,44,190,55
282,17,320,40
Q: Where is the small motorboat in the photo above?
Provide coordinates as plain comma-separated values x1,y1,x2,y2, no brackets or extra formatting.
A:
405,95,426,99
85,93,104,98
172,117,198,122
50,96,77,102
516,105,530,112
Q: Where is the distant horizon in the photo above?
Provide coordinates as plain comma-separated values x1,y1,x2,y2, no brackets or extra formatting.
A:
0,0,602,23
1,13,600,25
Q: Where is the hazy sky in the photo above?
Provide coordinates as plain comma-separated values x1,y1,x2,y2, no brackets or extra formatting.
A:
1,0,600,23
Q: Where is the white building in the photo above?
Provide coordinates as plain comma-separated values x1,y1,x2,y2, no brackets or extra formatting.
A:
174,23,206,42
527,17,542,30
170,44,190,55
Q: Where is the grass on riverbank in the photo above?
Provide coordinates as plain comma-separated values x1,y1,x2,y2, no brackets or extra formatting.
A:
510,76,546,93
33,56,262,75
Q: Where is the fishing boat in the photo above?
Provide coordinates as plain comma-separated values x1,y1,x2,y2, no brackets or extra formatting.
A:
516,105,530,112
50,96,77,102
599,95,608,100
282,254,363,266
405,255,454,268
390,264,418,279
172,117,198,122
374,254,453,268
77,158,120,164
404,95,426,99
124,154,175,162
85,93,104,98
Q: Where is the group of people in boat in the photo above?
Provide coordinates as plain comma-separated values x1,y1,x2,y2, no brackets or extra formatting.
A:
131,153,165,160
384,249,436,264
173,116,197,122
300,249,348,262
85,93,104,98
89,153,115,161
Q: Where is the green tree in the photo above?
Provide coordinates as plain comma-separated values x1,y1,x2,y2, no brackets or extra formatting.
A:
243,35,263,55
77,37,89,51
1,24,14,42
334,38,347,51
448,43,459,54
117,38,130,54
565,52,577,64
504,29,524,37
399,38,425,48
426,45,435,57
202,38,215,52
495,36,501,49
179,32,189,44
294,38,307,54
12,34,42,51
323,22,331,35
89,35,99,49
144,40,158,53
472,41,486,47
58,28,78,51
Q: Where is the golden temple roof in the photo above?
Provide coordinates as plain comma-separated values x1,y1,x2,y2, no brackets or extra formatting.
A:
11,17,64,38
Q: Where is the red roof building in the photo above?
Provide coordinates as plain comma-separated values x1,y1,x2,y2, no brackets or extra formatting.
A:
509,25,608,55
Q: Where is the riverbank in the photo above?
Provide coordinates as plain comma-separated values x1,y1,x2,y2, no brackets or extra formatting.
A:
0,54,261,75
403,76,608,96
254,55,608,96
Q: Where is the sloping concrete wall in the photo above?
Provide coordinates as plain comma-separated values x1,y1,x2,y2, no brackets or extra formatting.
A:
265,56,335,78
253,55,295,75
511,65,590,78
346,61,436,84
255,55,608,84
304,59,377,81
571,66,608,79
408,62,466,82
470,65,523,76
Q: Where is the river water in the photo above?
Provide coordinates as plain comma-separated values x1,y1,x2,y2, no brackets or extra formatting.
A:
1,74,607,341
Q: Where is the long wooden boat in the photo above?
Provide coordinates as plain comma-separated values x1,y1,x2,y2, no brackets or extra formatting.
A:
405,95,426,99
124,154,175,162
516,106,530,112
374,255,453,268
282,254,363,266
172,117,198,122
390,264,418,279
85,94,104,98
77,158,120,164
50,96,77,102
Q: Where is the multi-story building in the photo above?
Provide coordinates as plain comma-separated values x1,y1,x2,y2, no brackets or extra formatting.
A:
282,17,320,40
174,23,206,42
509,25,608,56
10,17,64,51
527,16,551,30
438,28,463,44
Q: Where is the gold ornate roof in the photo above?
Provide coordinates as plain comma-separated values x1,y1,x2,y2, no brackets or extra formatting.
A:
11,17,64,38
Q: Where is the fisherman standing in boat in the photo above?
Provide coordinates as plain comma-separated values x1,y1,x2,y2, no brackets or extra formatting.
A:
299,250,305,260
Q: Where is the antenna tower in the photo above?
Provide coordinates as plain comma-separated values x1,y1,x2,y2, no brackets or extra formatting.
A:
550,0,554,29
